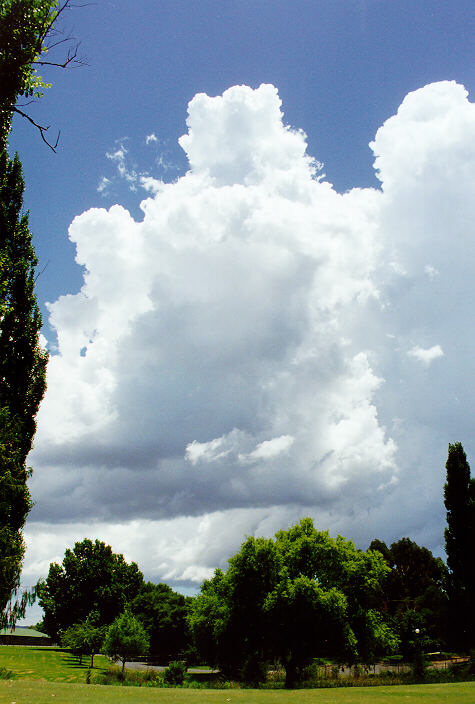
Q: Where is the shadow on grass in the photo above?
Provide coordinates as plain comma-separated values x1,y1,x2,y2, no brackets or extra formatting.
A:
62,657,92,670
30,647,65,654
30,647,104,672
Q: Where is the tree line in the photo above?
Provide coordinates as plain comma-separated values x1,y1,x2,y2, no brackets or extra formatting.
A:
33,442,474,686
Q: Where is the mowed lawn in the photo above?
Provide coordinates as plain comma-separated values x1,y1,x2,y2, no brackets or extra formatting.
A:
0,647,473,704
0,645,110,683
0,681,474,704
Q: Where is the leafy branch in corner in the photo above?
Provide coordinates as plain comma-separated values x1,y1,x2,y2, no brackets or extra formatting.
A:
0,0,88,149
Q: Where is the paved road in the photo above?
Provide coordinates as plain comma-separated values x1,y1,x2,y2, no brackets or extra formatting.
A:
125,662,218,674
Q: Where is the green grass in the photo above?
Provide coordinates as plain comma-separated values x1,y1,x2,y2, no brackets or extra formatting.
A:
0,647,473,703
0,681,473,704
0,645,110,683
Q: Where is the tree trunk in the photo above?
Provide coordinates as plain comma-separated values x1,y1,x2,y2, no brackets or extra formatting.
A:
284,658,298,688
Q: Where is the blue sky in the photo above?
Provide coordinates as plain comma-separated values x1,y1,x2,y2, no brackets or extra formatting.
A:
11,0,474,315
7,1,474,614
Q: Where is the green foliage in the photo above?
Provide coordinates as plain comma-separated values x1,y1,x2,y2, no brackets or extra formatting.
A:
0,149,47,626
93,664,165,687
189,518,397,687
0,151,47,463
102,610,150,676
36,539,145,640
130,581,193,662
164,660,187,685
0,0,58,140
444,442,475,651
61,615,106,667
368,536,448,655
189,537,280,681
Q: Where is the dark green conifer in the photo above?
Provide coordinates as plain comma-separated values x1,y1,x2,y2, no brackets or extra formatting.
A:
444,442,475,651
0,150,47,623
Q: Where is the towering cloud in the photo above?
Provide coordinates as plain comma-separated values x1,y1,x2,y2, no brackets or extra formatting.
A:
26,81,474,588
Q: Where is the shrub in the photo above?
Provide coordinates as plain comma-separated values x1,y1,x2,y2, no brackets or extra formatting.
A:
0,667,14,680
93,665,165,687
163,660,187,685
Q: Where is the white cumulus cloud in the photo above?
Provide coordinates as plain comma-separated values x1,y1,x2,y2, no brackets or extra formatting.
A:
408,344,445,365
26,81,474,592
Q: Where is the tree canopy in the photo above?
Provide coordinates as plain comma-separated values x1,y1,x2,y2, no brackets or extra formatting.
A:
36,539,145,640
131,581,194,662
102,610,150,677
368,537,448,656
0,0,81,148
189,518,398,687
61,615,106,668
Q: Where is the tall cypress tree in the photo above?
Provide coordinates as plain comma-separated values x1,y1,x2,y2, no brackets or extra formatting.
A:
0,2,80,626
0,150,48,624
444,442,475,651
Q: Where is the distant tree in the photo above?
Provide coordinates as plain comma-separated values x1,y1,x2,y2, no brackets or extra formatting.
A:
61,622,87,665
102,610,150,678
189,518,397,687
444,442,475,651
36,539,145,641
0,151,47,627
131,582,193,662
368,537,448,655
62,614,106,668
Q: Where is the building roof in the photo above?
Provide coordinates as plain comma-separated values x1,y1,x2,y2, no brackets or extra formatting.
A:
0,627,49,638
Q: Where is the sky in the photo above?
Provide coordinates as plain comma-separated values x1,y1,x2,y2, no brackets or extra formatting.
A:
7,0,474,622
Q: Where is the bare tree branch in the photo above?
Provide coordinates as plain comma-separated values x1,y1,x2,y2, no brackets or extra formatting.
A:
13,108,60,153
1,0,90,149
35,260,50,282
35,44,86,68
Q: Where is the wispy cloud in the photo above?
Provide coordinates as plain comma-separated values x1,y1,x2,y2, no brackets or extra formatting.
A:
106,140,138,190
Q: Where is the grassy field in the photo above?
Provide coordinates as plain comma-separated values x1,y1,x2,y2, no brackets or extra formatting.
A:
0,645,110,683
0,681,473,704
0,647,473,703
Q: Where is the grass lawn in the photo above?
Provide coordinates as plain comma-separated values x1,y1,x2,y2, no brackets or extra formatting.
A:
0,645,110,683
0,647,473,703
0,681,473,704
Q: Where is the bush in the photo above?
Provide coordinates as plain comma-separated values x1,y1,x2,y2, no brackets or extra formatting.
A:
163,660,187,685
469,650,475,675
93,665,165,687
0,667,14,680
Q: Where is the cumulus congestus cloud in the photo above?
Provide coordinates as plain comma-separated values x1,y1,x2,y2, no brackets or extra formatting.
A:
26,81,474,586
